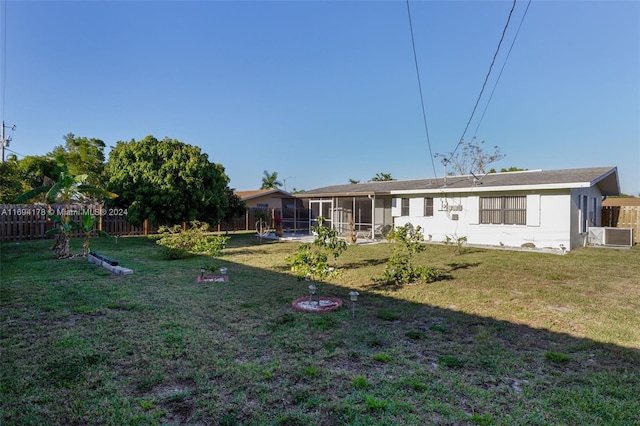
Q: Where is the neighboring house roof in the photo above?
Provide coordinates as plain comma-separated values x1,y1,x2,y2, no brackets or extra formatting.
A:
296,167,620,197
603,197,640,206
235,189,292,200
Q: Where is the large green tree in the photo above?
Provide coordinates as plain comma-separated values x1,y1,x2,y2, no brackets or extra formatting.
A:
50,133,106,187
15,155,58,193
105,135,241,227
0,157,24,203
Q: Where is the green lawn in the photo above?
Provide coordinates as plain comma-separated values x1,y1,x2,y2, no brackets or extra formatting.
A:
1,235,639,425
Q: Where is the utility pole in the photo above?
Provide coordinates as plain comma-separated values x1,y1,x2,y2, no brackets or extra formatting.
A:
283,176,295,192
1,121,16,162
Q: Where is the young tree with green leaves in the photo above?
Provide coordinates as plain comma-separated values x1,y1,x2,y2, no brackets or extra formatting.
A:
16,155,117,258
287,217,347,296
379,224,440,285
50,133,106,187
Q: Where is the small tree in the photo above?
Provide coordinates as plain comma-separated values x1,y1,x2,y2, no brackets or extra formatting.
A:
379,224,440,285
435,138,505,175
443,234,468,255
16,155,116,258
287,217,347,293
77,213,110,256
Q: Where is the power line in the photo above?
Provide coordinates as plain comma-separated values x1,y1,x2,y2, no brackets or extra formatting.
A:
5,147,24,158
448,0,518,163
405,0,438,180
1,0,7,119
472,0,532,139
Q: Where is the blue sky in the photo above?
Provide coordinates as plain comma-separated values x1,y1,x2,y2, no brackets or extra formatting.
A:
1,0,639,195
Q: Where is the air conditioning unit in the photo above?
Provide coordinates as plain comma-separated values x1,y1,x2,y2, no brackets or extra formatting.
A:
588,227,634,248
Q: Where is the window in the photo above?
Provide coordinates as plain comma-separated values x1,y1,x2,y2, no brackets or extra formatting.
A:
401,198,410,216
480,196,526,225
423,197,433,217
256,203,268,209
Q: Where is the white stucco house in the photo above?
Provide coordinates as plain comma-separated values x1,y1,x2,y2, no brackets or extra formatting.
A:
295,167,620,251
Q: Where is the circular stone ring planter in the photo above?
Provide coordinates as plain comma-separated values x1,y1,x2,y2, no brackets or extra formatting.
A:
292,296,343,313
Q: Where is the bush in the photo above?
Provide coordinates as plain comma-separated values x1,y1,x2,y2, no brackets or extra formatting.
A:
378,224,440,286
443,234,468,255
154,221,230,260
286,216,346,286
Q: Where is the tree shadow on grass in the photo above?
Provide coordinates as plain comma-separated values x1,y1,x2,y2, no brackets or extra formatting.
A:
341,258,388,269
446,261,481,271
208,259,640,425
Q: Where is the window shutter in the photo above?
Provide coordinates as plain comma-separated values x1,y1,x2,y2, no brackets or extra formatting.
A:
526,194,541,227
467,196,479,224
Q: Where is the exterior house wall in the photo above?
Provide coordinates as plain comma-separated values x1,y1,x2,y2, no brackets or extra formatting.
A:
391,189,586,250
242,195,285,210
299,167,618,252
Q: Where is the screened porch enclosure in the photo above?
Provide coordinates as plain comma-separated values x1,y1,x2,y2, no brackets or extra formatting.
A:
308,196,392,239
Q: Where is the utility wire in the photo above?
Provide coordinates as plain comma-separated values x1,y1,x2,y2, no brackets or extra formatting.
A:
406,0,438,180
5,147,24,158
447,0,517,163
472,0,532,139
1,0,7,120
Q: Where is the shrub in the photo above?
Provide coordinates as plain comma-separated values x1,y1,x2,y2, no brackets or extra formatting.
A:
444,234,468,255
154,221,229,259
377,224,440,286
286,216,347,296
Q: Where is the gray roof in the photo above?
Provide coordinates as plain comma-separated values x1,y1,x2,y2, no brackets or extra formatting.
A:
297,167,620,197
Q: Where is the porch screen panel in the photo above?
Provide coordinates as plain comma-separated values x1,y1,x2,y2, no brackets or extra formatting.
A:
355,198,372,226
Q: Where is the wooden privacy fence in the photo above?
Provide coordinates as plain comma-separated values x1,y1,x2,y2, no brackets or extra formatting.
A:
602,205,639,244
0,205,310,241
0,204,157,241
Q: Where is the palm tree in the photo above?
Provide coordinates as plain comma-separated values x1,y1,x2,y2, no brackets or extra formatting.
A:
16,155,116,258
260,170,282,190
